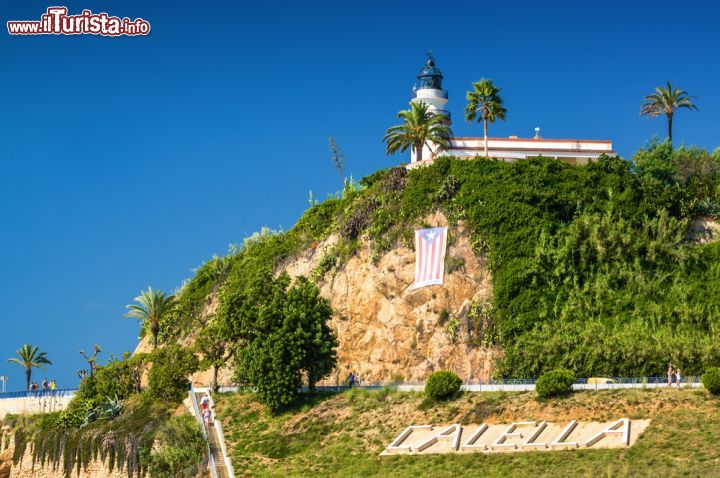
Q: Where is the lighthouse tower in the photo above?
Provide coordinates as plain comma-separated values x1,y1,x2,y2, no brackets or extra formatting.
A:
411,53,451,163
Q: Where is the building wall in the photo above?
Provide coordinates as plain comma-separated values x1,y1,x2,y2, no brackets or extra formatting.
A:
0,394,74,420
409,137,615,167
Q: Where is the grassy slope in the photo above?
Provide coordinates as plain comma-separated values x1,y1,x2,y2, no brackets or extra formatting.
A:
215,388,720,477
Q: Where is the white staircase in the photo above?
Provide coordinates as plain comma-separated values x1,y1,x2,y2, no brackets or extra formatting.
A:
190,387,235,478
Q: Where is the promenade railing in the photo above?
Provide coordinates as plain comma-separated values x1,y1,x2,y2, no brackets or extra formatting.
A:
217,376,704,394
0,389,77,400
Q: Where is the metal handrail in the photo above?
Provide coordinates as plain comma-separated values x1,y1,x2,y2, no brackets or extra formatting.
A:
0,389,78,400
215,375,704,393
190,387,218,478
195,388,235,478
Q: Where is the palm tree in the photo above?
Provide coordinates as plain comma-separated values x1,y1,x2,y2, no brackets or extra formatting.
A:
384,101,452,163
640,82,698,144
7,344,52,391
464,79,507,157
125,287,176,349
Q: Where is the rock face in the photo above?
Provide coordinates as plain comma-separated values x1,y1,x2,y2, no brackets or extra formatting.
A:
0,449,11,478
9,450,127,478
0,439,127,478
285,212,499,382
687,216,720,243
150,211,499,387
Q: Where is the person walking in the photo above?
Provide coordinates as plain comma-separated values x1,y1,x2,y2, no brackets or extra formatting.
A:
203,407,212,428
347,371,355,389
676,368,682,388
667,365,674,387
50,380,57,391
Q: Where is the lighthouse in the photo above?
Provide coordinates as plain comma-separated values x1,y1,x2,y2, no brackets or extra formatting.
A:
401,53,615,167
411,53,451,163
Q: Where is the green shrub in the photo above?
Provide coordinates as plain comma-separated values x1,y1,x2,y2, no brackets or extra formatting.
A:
80,354,146,401
445,256,465,273
425,371,462,400
702,367,720,395
536,369,575,398
145,415,206,478
225,273,338,411
148,345,199,404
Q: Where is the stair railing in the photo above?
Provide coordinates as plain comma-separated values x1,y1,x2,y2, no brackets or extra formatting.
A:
190,387,219,478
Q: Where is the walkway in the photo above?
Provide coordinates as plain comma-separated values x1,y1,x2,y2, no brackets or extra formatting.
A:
218,376,704,394
191,388,235,478
0,389,76,419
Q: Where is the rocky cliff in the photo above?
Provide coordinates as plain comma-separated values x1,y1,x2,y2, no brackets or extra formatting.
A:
285,213,497,382
168,211,498,387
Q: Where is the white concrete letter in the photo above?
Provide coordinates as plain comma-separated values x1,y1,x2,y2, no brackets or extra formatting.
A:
584,419,630,447
551,420,579,448
460,424,488,450
386,425,432,453
415,424,462,452
491,422,537,450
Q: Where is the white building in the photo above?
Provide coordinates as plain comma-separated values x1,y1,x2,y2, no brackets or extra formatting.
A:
408,55,615,167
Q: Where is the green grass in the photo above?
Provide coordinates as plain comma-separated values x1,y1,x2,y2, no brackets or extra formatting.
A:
214,388,720,477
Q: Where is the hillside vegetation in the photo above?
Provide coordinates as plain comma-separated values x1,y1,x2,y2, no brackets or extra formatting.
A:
166,141,720,379
214,387,720,477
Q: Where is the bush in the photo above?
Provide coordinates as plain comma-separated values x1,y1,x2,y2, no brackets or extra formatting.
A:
147,345,199,404
340,198,378,239
702,367,720,395
225,273,338,411
425,371,462,400
81,354,146,401
145,415,206,478
536,369,575,398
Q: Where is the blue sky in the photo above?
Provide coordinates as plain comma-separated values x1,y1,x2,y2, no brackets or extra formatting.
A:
1,0,719,390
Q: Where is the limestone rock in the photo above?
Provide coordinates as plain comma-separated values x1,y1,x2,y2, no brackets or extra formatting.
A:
285,213,499,382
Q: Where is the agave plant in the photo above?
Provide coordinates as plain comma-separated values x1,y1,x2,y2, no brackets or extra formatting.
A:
81,396,124,428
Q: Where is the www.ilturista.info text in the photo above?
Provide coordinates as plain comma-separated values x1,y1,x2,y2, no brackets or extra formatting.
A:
7,7,150,36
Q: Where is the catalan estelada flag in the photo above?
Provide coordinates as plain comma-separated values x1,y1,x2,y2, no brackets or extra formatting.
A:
413,227,448,288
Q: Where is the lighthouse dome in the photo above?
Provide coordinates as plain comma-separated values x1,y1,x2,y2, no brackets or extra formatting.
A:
416,55,444,90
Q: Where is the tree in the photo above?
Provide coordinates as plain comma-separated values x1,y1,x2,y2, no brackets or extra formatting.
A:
79,353,146,401
632,138,676,183
641,82,698,144
384,101,452,163
79,343,101,377
220,271,337,410
7,344,52,391
195,322,234,393
148,345,199,403
125,287,176,349
464,79,507,157
328,137,346,190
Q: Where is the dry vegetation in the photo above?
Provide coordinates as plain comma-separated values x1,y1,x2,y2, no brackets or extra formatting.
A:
214,387,720,477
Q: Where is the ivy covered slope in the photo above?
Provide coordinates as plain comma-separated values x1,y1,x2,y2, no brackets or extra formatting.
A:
171,142,720,378
2,345,207,477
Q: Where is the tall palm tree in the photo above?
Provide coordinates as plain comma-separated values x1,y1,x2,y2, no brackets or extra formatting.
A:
640,82,698,144
7,344,52,391
464,79,507,157
384,101,452,163
125,287,176,349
